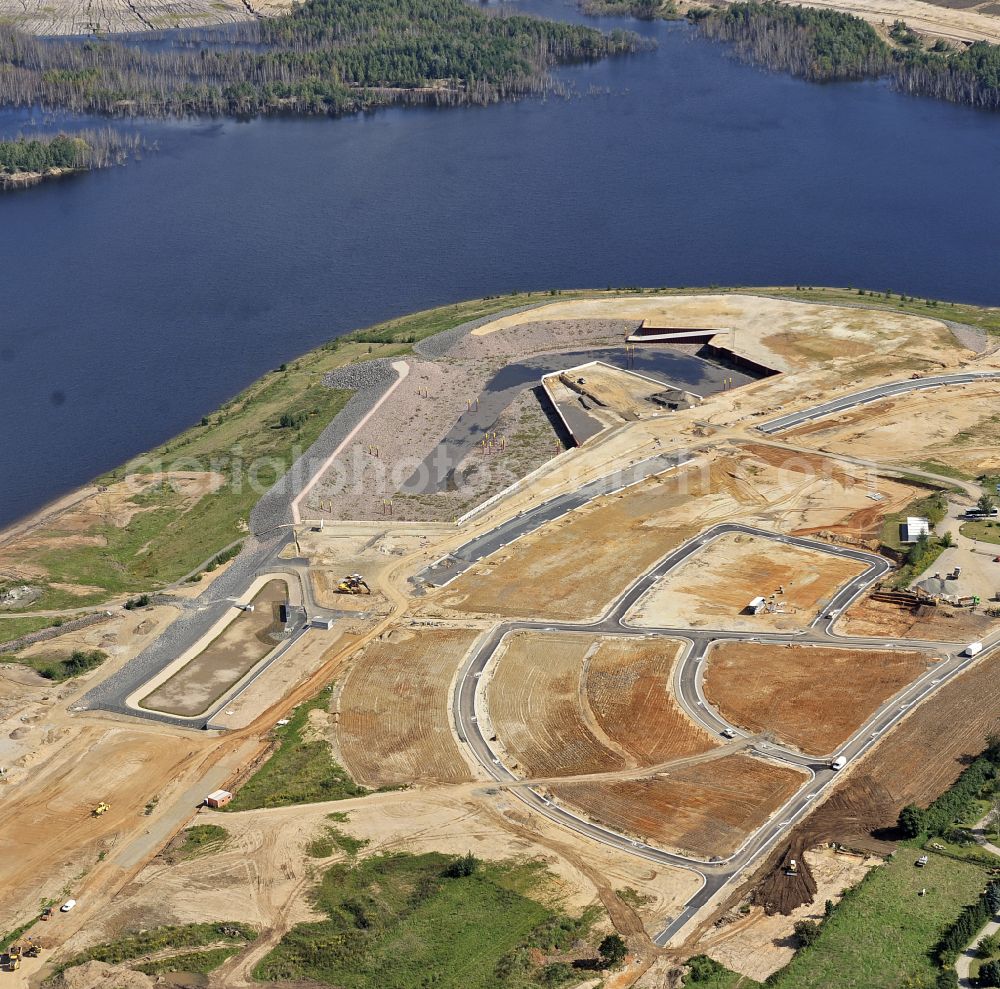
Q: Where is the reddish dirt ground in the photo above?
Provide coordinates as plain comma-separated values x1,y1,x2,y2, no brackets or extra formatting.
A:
840,594,996,642
731,648,1000,917
337,627,477,787
703,642,933,755
553,755,806,859
584,638,716,764
489,632,629,778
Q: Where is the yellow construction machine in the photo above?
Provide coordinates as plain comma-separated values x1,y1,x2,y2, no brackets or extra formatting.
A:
336,574,371,595
92,801,111,817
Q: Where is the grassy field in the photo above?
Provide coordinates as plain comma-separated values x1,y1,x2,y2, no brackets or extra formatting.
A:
60,922,257,974
255,852,596,989
960,519,1000,545
684,955,764,987
768,847,989,989
307,822,370,858
0,615,64,646
168,823,229,862
223,691,368,812
134,946,240,976
880,492,949,552
5,649,107,681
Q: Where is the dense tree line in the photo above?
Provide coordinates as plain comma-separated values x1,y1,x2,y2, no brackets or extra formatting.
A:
0,0,645,120
581,0,678,21
936,879,1000,965
695,1,1000,111
0,129,139,179
897,733,1000,839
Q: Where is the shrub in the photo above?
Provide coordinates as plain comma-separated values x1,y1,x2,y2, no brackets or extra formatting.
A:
794,920,821,947
444,852,479,878
686,955,729,981
598,933,627,969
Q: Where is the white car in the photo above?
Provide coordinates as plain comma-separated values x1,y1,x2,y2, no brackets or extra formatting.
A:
60,899,77,912
721,728,737,739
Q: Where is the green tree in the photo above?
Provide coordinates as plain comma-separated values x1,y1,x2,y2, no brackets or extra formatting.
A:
794,920,821,947
979,493,996,515
980,959,1000,987
979,932,1000,958
598,933,627,969
898,804,926,838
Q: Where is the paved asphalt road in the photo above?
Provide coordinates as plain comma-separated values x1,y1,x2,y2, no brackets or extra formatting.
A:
758,371,1000,434
417,451,693,587
75,365,1000,940
451,522,989,946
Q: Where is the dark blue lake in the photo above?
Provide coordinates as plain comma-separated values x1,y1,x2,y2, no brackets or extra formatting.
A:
2,0,1000,530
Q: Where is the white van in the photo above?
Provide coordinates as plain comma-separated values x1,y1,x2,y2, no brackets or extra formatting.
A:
830,756,847,771
60,899,76,912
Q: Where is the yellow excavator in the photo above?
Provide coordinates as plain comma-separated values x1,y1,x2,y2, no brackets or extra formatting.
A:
336,574,371,595
92,801,111,817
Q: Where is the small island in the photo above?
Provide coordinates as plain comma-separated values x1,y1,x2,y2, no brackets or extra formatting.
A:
0,130,141,190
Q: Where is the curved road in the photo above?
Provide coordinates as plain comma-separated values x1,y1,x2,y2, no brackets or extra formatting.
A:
758,370,1000,435
451,523,991,946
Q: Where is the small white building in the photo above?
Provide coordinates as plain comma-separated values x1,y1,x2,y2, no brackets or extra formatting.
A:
901,517,931,543
747,596,766,615
204,789,232,809
311,616,335,630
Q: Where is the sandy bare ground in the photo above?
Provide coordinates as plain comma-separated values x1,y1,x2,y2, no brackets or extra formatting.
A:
0,0,288,35
470,294,960,376
783,379,1000,477
428,446,918,623
754,0,1000,44
552,755,807,860
840,591,996,640
0,722,204,932
337,626,479,787
61,787,702,971
558,362,673,422
698,846,877,981
624,531,868,632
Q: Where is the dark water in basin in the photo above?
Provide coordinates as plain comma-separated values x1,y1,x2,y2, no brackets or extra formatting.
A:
3,1,1000,529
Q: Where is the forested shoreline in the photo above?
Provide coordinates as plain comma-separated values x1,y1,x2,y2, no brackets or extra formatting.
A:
696,1,1000,111
0,0,646,120
0,130,141,188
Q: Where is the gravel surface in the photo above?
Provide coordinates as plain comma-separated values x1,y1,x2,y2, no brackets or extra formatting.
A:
249,358,400,536
413,302,553,360
81,359,404,725
943,319,991,355
445,318,633,361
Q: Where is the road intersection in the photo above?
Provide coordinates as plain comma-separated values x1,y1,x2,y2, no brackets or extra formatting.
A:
74,365,1000,945
448,522,991,946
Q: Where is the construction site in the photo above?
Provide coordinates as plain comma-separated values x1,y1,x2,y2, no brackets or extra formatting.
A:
1,290,999,988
